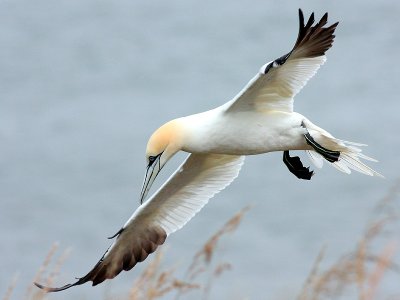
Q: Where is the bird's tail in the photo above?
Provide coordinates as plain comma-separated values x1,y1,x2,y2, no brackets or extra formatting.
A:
303,121,383,177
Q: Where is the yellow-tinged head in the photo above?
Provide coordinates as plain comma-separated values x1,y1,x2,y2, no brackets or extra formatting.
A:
145,120,183,162
140,119,184,203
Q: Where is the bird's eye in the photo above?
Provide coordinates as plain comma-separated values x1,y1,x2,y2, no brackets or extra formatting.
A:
148,156,157,165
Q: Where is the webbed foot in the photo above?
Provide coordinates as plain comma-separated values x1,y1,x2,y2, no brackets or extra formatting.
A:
283,150,314,180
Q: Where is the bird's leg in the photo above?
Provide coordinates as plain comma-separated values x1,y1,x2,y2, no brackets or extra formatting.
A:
302,124,340,163
283,150,314,180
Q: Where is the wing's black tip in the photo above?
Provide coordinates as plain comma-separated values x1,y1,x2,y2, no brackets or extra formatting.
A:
34,281,78,293
298,10,304,34
292,9,339,58
298,8,304,22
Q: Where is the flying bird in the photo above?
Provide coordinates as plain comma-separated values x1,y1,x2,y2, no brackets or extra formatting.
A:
35,9,382,292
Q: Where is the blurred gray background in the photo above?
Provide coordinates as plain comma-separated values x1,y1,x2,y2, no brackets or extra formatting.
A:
1,0,399,299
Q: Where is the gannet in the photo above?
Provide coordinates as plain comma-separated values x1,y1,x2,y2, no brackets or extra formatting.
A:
35,9,382,292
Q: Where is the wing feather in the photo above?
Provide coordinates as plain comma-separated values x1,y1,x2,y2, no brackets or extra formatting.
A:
225,9,338,113
141,153,245,234
35,153,245,292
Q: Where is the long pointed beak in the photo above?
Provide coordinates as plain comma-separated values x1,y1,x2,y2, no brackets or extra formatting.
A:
140,156,162,204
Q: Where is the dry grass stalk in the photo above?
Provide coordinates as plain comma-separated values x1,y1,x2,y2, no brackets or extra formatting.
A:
170,280,201,294
298,246,326,300
127,205,251,300
3,206,248,300
177,206,250,300
355,240,367,300
374,179,400,215
21,244,71,300
129,206,250,300
44,247,71,289
2,274,18,300
129,250,166,300
27,243,60,300
365,241,397,300
188,205,251,279
298,182,400,300
127,204,250,300
213,262,232,277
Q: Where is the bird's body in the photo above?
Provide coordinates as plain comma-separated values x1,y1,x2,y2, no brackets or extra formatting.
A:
35,9,382,292
172,108,308,155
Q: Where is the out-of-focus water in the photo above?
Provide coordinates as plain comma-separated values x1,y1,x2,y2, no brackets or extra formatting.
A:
1,1,399,299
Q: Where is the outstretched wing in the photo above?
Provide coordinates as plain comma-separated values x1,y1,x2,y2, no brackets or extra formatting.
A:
225,9,338,113
35,153,245,292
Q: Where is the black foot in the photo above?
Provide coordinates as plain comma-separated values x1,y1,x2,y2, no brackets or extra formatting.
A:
283,151,314,180
303,132,340,163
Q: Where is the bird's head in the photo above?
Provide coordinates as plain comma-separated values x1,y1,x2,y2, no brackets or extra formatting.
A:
140,119,184,204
